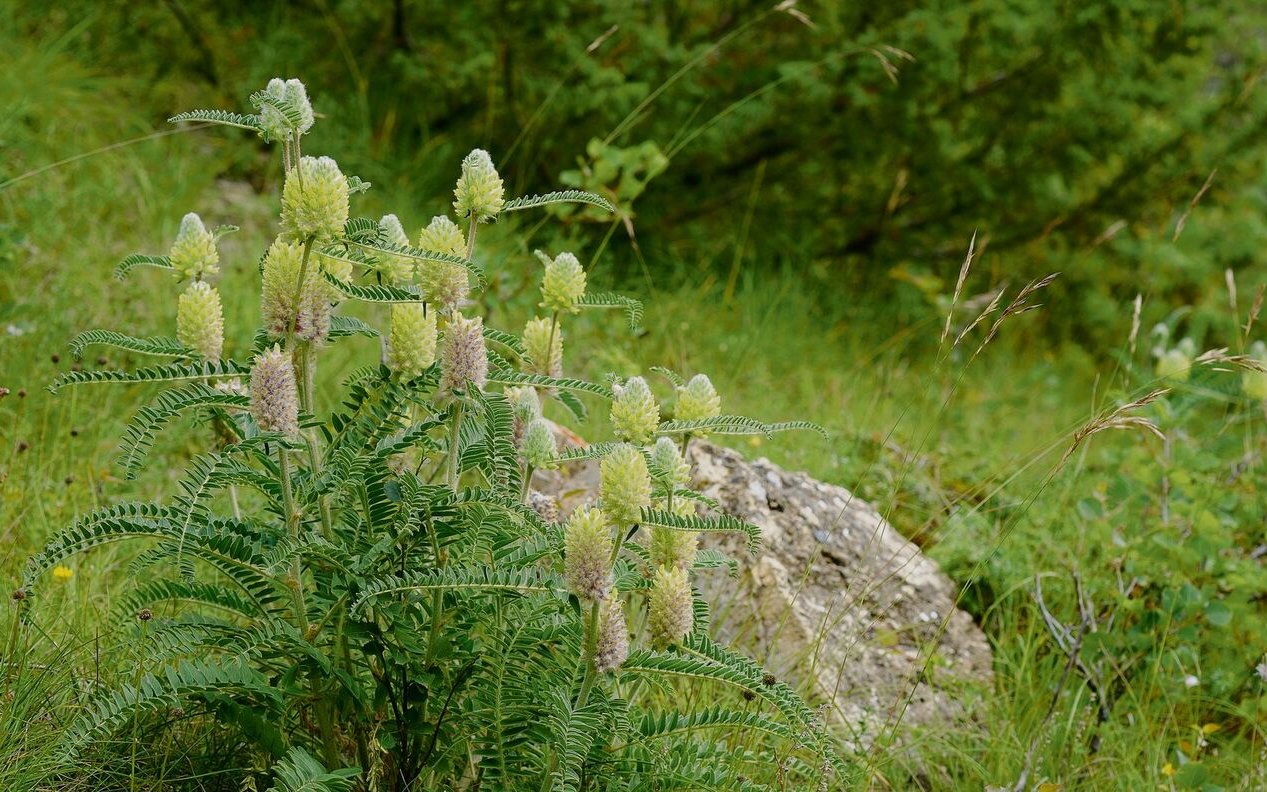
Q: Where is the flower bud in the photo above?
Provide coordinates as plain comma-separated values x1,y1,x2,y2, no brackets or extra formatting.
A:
564,506,613,601
453,149,504,223
648,565,694,648
387,303,437,381
649,436,690,488
417,216,470,310
169,212,219,280
281,156,349,243
522,318,563,378
675,374,721,424
377,214,415,286
610,376,660,445
521,418,556,470
506,386,541,445
177,281,224,360
258,78,315,141
594,597,629,673
540,252,586,314
438,313,488,398
250,345,299,437
600,443,651,528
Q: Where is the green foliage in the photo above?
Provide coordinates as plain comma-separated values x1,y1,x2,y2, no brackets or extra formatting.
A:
21,81,838,790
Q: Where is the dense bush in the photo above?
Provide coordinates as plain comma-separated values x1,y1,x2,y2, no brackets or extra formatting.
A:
17,1,1267,343
18,81,834,790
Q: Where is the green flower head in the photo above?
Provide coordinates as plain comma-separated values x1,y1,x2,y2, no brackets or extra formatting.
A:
522,317,563,378
540,251,586,314
675,374,721,424
250,344,299,437
417,216,470,311
387,303,437,381
647,565,694,648
563,505,613,601
377,214,415,286
521,418,556,470
177,281,224,361
649,436,690,488
453,149,504,223
438,313,488,398
169,212,219,281
610,376,660,445
600,443,652,528
281,156,349,243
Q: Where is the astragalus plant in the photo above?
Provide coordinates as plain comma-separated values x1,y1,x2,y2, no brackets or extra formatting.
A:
20,81,834,790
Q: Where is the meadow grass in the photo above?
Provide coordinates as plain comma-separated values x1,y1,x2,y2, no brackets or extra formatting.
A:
3,20,1265,792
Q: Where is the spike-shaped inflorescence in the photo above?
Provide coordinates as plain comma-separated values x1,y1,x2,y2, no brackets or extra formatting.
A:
387,304,437,381
438,313,488,398
250,345,299,437
377,214,415,286
177,281,224,360
675,373,721,423
600,443,652,529
520,418,556,470
522,318,563,378
540,251,586,314
417,216,469,311
281,156,349,243
648,564,694,648
169,212,219,281
453,149,504,223
564,506,613,601
611,376,660,445
594,597,629,673
258,77,315,142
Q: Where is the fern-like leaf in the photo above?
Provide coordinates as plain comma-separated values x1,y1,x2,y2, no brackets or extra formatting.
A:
503,190,616,215
69,330,192,361
271,747,361,792
321,270,424,303
487,370,613,399
116,383,250,478
114,253,173,280
48,359,250,394
168,108,264,132
657,415,827,439
58,659,280,760
639,508,761,554
574,292,643,330
352,567,565,614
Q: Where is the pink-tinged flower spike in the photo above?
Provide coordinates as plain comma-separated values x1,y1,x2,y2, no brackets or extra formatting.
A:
386,303,437,381
438,313,488,398
564,506,613,601
177,281,224,360
522,317,563,378
610,376,660,445
261,237,331,343
600,443,651,529
169,212,219,280
250,345,299,437
648,564,694,648
594,597,629,673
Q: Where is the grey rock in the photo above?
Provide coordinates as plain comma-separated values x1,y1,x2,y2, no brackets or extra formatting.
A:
535,435,992,746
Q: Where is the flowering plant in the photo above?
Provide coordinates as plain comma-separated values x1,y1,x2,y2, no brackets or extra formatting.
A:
23,81,834,790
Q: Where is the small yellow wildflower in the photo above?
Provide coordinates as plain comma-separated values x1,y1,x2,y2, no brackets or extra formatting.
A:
52,565,74,582
1160,762,1174,778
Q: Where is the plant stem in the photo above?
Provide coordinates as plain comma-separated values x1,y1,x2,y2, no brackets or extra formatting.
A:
466,216,478,261
575,600,602,708
545,311,560,375
446,401,465,493
427,402,466,663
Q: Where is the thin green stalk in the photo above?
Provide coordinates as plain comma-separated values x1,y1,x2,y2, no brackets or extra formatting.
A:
575,600,602,708
428,402,466,663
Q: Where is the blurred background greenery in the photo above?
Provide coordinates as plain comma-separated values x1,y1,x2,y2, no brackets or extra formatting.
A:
3,1,1267,789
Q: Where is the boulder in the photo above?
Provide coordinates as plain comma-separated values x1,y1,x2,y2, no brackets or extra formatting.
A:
535,436,992,746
